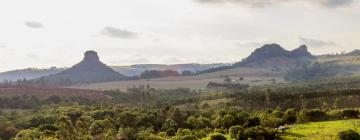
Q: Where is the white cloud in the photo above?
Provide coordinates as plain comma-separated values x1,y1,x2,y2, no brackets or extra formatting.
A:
195,0,355,8
299,37,337,47
101,26,138,39
25,21,44,28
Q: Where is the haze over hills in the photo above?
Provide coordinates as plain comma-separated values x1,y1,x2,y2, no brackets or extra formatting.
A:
1,43,359,87
0,63,230,81
0,67,65,81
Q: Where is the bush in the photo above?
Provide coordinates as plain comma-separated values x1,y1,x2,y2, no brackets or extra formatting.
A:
298,109,327,122
283,108,297,124
245,126,277,140
193,129,207,139
327,110,342,120
342,109,359,118
245,116,261,127
261,116,282,128
337,130,360,140
209,133,227,140
176,135,198,140
229,125,246,140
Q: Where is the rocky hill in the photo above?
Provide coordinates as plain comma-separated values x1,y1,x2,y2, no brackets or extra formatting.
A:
41,50,125,84
234,44,315,69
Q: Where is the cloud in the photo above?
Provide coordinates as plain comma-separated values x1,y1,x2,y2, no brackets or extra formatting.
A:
110,54,149,64
196,0,285,7
0,44,6,49
299,37,337,47
25,21,44,28
26,54,39,59
102,26,138,39
316,0,354,8
234,41,263,48
195,0,355,8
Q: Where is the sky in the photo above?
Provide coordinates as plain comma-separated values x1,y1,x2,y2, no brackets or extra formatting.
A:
0,0,359,72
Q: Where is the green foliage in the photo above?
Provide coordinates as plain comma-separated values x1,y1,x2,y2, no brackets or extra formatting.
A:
298,109,327,123
209,133,227,140
283,108,297,124
0,122,18,140
244,126,277,140
245,116,261,128
337,130,360,140
15,129,41,140
229,125,246,140
342,109,359,118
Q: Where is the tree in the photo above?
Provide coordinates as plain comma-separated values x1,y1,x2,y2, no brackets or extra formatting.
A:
181,71,193,76
0,122,18,140
209,133,227,140
55,117,77,140
224,76,231,83
15,129,41,140
337,130,360,140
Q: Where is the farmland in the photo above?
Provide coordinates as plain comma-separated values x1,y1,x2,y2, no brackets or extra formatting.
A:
71,67,286,90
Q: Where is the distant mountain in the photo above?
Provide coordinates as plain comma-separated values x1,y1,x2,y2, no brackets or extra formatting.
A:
111,63,231,76
0,63,231,81
346,49,360,56
41,50,125,84
234,44,314,68
0,67,65,81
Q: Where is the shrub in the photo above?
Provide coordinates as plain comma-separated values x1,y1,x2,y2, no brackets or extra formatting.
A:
245,126,277,140
283,108,297,124
327,110,342,120
229,125,246,140
298,109,327,122
261,116,283,128
166,128,176,136
193,129,207,139
342,109,359,118
337,130,360,140
245,116,261,127
209,133,227,140
176,135,198,140
176,128,192,136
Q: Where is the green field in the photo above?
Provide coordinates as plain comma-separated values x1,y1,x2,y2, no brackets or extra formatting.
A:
281,119,360,140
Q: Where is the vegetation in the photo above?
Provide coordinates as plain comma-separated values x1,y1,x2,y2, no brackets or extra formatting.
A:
281,119,360,140
1,76,360,139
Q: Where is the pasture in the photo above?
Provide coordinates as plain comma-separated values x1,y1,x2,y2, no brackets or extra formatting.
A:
281,119,360,140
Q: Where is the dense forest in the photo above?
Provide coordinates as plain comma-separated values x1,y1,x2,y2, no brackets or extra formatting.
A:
1,78,360,140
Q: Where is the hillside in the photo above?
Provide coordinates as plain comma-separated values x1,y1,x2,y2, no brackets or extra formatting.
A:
234,44,314,69
39,50,125,85
0,67,65,81
285,49,360,81
71,67,285,90
0,63,230,81
111,63,230,76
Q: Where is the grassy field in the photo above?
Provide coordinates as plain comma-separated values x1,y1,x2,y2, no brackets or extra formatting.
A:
199,120,360,140
281,119,360,140
70,67,286,91
318,55,360,65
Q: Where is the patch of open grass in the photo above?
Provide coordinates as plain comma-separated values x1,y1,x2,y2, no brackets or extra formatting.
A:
281,119,360,140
